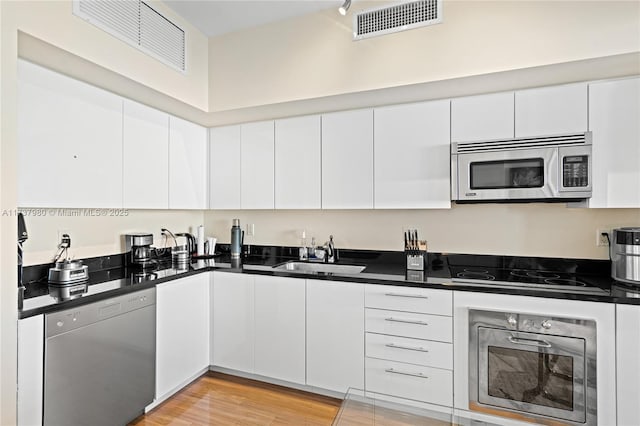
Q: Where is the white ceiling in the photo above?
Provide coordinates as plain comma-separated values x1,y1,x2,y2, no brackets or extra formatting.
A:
164,0,342,37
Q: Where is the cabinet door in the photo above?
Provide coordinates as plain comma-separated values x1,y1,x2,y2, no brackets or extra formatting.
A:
123,100,169,209
515,83,587,137
451,92,514,142
306,280,364,393
169,116,208,209
274,115,321,209
156,274,210,400
322,109,374,209
241,121,275,209
18,315,44,426
254,275,306,384
617,304,640,426
209,125,241,209
211,272,255,372
18,60,123,208
588,77,640,208
374,100,451,209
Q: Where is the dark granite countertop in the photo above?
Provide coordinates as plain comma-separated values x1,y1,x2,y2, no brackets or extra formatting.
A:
19,246,640,319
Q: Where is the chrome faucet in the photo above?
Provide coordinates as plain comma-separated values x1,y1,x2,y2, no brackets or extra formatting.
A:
325,235,337,263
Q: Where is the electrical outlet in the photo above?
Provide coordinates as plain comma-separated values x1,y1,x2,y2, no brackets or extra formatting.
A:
596,229,610,247
57,229,71,245
246,223,255,237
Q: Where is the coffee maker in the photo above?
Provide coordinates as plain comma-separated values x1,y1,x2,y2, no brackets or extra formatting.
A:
125,233,155,268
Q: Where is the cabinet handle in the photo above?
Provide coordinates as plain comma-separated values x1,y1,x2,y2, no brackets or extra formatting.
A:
385,343,429,352
385,343,429,353
384,293,429,299
384,368,429,379
385,317,429,326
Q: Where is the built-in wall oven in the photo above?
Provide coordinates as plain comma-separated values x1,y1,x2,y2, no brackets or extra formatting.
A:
469,309,597,426
451,132,592,202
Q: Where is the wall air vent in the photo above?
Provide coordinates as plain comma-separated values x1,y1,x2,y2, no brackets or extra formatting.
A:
353,0,442,40
73,0,186,72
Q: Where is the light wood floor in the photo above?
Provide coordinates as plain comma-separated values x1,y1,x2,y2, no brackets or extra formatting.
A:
129,372,342,425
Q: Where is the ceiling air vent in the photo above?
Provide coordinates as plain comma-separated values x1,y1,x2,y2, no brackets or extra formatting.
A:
354,0,442,40
73,0,186,72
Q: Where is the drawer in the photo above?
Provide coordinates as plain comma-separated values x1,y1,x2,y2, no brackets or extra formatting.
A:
365,285,452,316
365,308,452,343
365,357,452,407
366,332,452,369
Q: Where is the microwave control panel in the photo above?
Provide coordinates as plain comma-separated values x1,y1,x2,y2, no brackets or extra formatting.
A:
563,155,589,187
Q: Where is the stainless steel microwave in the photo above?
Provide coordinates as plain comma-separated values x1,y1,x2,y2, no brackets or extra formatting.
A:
451,132,592,202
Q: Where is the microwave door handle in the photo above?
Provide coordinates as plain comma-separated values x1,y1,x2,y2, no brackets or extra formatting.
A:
508,336,552,348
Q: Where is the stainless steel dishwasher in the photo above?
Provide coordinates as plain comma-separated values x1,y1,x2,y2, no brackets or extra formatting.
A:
44,288,156,426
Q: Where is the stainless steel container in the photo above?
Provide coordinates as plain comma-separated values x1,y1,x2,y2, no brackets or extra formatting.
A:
612,227,640,285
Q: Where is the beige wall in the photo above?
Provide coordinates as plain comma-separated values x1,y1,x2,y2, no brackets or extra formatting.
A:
22,210,206,266
205,206,640,260
0,2,18,422
11,0,209,110
209,0,640,111
0,1,208,422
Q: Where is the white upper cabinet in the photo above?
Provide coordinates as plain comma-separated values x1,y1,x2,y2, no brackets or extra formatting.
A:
241,121,275,209
374,100,451,209
123,100,169,209
515,82,588,137
588,77,640,208
169,116,208,209
322,109,374,209
18,60,123,208
274,115,321,209
209,125,241,209
451,92,515,142
254,275,306,384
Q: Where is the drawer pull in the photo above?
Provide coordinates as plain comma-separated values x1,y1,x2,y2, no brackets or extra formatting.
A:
384,293,429,299
384,368,429,379
385,343,429,353
385,317,429,326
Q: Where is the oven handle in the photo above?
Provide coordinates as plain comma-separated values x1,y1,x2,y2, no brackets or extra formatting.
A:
508,336,552,348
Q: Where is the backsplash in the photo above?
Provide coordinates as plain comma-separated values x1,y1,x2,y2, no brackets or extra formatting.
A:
204,204,639,260
21,209,205,266
19,204,639,265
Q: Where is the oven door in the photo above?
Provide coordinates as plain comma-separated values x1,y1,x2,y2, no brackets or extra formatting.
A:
456,147,558,201
476,326,586,424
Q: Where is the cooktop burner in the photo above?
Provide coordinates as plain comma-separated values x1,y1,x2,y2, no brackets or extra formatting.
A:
449,265,605,295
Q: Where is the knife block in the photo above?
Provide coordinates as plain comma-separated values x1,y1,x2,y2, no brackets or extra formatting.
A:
405,240,427,271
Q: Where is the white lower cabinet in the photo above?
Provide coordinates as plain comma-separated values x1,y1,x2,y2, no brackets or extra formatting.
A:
365,333,452,370
156,274,210,401
18,315,44,426
364,285,453,407
616,304,640,426
365,357,453,407
211,271,255,372
254,275,306,384
306,280,364,393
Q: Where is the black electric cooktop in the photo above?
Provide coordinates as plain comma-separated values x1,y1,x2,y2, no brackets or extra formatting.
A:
447,254,610,295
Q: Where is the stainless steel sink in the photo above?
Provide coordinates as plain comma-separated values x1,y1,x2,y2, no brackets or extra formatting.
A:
273,261,366,275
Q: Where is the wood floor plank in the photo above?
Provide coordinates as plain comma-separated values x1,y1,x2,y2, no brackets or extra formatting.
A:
129,372,341,426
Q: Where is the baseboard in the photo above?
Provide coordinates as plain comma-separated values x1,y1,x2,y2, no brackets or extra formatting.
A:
208,366,345,400
145,367,210,412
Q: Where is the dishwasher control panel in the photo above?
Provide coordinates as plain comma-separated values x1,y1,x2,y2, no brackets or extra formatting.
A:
45,288,156,337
